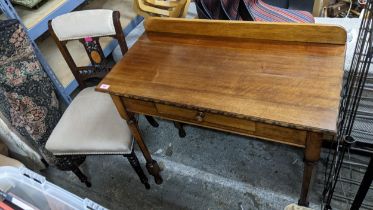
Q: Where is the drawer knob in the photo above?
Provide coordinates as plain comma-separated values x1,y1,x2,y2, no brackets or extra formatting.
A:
195,112,205,122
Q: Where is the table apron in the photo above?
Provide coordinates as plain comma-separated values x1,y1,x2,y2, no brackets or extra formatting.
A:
122,97,313,148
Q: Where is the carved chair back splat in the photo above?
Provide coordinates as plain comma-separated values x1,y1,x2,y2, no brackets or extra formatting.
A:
48,11,128,89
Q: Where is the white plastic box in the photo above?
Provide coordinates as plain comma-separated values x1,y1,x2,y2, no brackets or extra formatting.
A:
0,166,107,210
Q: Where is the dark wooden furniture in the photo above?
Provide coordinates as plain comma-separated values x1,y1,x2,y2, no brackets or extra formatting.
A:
134,0,190,18
46,10,156,189
96,18,347,206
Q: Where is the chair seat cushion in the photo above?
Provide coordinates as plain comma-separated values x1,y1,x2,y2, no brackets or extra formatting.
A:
46,87,133,155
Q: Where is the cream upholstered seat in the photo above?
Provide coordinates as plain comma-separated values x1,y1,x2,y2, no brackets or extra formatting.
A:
66,9,129,148
47,10,129,156
47,9,151,189
46,87,132,155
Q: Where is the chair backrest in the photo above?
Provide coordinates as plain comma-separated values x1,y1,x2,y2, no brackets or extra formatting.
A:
133,0,190,18
48,10,128,89
0,19,62,166
134,0,175,17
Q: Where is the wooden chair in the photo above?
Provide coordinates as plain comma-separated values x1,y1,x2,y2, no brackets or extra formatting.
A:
146,0,190,18
145,0,183,8
134,0,174,17
46,10,155,189
134,0,190,18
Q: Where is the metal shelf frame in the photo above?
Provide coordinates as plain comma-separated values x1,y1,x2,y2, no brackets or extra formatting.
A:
0,0,80,104
1,0,86,41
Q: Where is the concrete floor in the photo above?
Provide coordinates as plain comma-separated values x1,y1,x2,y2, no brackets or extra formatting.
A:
44,116,325,210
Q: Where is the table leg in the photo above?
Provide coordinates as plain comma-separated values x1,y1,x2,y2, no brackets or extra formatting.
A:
111,95,163,184
298,132,322,207
173,121,186,138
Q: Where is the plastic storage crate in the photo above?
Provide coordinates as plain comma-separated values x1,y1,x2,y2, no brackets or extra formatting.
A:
0,166,107,210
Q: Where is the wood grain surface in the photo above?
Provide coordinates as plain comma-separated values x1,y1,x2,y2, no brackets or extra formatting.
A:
144,18,347,44
97,19,346,133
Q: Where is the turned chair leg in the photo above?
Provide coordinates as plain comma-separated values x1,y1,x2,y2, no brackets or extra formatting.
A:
145,115,159,127
126,151,150,189
41,158,49,168
174,122,186,138
71,166,92,187
55,155,91,187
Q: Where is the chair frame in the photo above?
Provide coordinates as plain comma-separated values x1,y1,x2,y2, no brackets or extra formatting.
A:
55,149,150,189
48,11,155,189
148,0,190,18
48,11,126,89
135,0,177,17
145,0,184,8
134,0,190,17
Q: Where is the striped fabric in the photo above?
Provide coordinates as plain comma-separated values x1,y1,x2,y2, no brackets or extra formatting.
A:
221,0,241,20
245,0,315,23
201,0,224,19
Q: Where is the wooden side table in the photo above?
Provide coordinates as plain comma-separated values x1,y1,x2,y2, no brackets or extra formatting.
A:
97,18,346,206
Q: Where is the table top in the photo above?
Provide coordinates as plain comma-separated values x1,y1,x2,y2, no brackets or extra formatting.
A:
97,18,346,133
